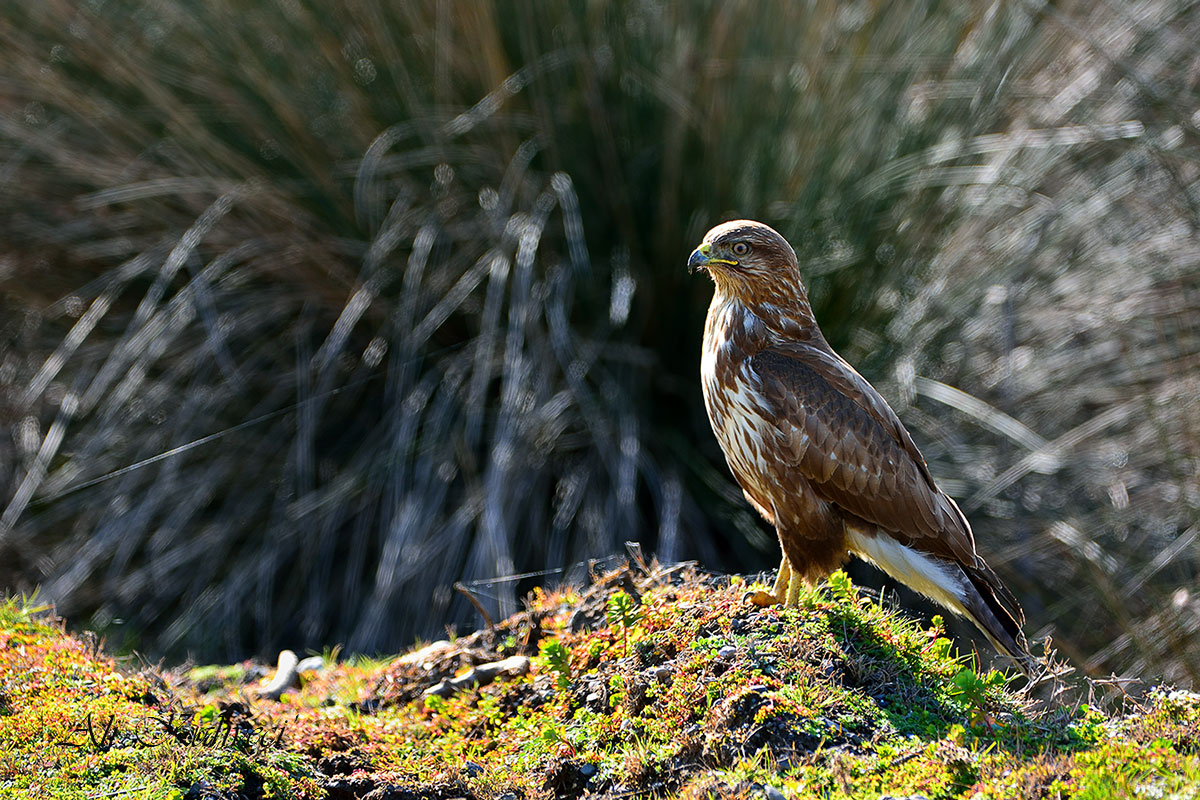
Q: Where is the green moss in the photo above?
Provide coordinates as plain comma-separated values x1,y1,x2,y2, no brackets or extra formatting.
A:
0,597,323,800
3,575,1200,798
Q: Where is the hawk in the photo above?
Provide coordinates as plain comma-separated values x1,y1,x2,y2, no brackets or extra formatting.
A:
690,219,1033,671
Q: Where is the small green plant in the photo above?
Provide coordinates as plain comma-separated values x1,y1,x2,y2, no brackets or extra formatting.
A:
197,703,218,724
423,694,448,715
608,672,627,711
948,668,1007,727
539,639,572,690
541,724,566,745
1070,704,1108,746
827,570,855,603
607,591,644,657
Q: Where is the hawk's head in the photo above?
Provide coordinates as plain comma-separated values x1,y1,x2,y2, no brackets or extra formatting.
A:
688,220,805,304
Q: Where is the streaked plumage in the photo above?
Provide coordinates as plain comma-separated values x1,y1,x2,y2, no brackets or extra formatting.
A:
690,219,1033,671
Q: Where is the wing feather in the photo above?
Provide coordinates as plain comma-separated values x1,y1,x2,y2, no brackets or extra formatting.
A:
750,345,977,565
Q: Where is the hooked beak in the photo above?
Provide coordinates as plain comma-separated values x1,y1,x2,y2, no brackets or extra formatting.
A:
688,243,737,273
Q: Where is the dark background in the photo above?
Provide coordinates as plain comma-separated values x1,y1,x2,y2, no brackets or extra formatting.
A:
1,1,1197,684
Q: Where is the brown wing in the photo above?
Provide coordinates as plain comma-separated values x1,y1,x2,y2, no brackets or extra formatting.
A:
749,344,977,565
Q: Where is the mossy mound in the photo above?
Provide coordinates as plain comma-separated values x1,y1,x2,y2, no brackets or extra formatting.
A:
2,567,1198,799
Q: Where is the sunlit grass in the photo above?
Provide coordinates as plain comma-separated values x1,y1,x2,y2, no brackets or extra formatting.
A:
6,574,1198,798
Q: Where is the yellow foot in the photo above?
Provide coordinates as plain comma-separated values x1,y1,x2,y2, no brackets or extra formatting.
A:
770,557,804,607
744,589,777,608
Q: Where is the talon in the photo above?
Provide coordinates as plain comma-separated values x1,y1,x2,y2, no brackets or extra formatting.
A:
744,589,778,608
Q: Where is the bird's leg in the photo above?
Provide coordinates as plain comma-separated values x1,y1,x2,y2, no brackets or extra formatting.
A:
784,569,803,607
773,556,806,607
771,556,791,601
770,555,805,608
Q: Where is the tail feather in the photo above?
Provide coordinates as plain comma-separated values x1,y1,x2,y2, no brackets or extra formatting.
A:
847,529,1035,674
961,561,1035,675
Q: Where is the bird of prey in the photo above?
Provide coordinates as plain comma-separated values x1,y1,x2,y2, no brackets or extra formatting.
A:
690,219,1033,671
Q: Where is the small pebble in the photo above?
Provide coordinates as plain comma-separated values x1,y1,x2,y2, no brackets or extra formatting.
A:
651,666,673,684
579,763,597,777
717,645,737,660
764,786,786,800
464,762,484,778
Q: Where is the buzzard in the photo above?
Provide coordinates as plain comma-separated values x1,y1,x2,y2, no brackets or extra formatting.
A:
690,219,1033,671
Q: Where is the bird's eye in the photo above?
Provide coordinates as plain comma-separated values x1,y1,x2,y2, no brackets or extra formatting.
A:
731,242,750,256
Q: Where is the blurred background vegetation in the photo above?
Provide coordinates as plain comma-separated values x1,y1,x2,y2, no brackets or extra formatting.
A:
0,1,1197,683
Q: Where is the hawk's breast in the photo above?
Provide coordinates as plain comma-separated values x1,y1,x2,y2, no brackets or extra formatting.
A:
701,302,775,497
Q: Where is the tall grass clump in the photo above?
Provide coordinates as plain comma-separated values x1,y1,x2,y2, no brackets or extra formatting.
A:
0,1,1197,679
